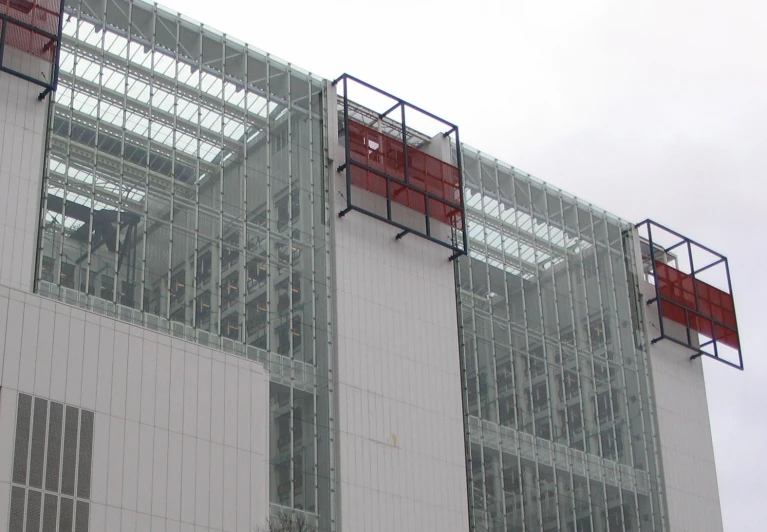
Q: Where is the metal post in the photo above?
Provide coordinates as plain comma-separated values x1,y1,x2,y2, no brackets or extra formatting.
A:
454,127,468,255
50,0,67,94
400,103,409,185
0,18,7,67
645,222,666,343
424,197,431,237
686,241,701,345
339,75,353,217
723,259,744,369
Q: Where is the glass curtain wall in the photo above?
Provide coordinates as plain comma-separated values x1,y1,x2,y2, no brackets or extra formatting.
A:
33,0,334,529
456,147,666,532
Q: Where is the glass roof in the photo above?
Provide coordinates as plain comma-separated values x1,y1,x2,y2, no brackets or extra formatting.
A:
56,15,285,170
465,188,591,279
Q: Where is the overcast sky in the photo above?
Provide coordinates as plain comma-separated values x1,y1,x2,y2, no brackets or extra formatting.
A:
159,0,765,528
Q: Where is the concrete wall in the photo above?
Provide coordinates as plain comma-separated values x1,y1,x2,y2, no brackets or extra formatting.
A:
332,209,469,532
329,84,470,531
642,282,724,532
0,48,50,293
0,286,270,532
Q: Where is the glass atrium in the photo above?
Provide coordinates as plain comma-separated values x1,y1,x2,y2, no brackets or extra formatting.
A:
34,0,334,528
32,1,667,531
457,148,665,531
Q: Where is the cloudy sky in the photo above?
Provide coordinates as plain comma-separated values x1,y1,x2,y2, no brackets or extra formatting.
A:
160,0,765,528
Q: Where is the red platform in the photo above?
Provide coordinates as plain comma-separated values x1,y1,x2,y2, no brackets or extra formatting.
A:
655,261,739,349
0,0,61,62
347,120,463,229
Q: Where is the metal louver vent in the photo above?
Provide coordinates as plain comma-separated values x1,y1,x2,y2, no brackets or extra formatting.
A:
45,402,64,492
76,411,93,499
59,497,74,532
10,393,93,532
8,486,25,532
25,490,42,532
61,406,79,496
75,501,89,532
12,394,32,484
29,398,48,488
42,494,58,532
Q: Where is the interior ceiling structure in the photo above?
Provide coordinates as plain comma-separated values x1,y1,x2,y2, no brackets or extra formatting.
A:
463,185,592,282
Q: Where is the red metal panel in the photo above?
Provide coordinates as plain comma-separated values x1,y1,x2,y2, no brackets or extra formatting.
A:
0,0,60,62
347,120,463,229
655,262,739,349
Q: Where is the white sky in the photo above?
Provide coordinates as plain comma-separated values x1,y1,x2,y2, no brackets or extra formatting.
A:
159,0,766,528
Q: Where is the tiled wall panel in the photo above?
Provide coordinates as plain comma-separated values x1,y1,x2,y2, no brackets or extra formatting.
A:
0,286,270,532
332,191,470,531
644,284,724,532
0,47,49,293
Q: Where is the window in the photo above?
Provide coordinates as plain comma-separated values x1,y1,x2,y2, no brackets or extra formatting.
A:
170,269,186,307
41,257,55,283
196,290,211,323
222,272,239,310
60,262,75,289
222,232,240,269
247,258,267,288
100,275,114,301
531,382,548,412
222,312,240,341
196,250,212,284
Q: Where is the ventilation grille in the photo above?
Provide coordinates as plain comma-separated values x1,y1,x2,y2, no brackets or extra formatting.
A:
9,393,93,532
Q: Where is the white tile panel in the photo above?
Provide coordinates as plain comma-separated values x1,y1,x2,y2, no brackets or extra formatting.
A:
332,193,470,531
169,349,185,434
65,316,85,406
222,445,237,532
181,434,197,524
197,357,212,442
106,416,125,508
136,512,152,532
210,359,226,446
140,338,158,426
0,50,47,292
166,431,183,522
33,307,55,397
111,331,130,419
152,428,170,517
194,438,210,528
91,412,111,505
155,345,172,431
137,423,154,515
0,390,17,483
208,442,224,531
17,301,39,392
224,363,238,449
126,334,143,423
121,507,137,531
49,310,71,402
183,355,199,438
81,321,101,411
90,502,107,532
644,283,724,532
123,419,141,511
0,287,270,532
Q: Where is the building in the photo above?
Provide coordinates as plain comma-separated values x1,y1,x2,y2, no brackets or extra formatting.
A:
0,1,743,531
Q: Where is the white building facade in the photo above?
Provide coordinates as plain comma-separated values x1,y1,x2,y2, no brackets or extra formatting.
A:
0,1,739,531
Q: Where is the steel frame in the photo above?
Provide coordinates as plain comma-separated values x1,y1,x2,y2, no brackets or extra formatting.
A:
0,0,65,100
636,219,743,370
332,73,468,259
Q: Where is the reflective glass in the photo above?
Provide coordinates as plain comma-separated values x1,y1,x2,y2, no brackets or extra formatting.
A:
34,0,333,529
457,146,666,531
